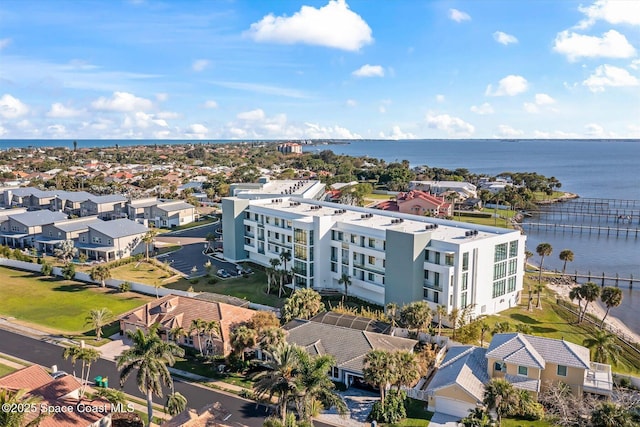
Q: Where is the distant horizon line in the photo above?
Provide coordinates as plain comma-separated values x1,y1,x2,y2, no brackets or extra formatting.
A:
1,138,638,142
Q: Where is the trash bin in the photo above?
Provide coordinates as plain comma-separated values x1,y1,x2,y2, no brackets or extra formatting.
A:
102,377,108,388
94,376,102,387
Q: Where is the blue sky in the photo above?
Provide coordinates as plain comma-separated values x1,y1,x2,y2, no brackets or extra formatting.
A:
0,0,638,140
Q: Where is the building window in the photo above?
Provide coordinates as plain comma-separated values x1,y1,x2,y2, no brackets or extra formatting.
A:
368,256,375,265
507,277,516,293
461,292,468,308
434,252,441,265
495,243,508,262
517,366,528,376
462,272,468,291
331,263,337,273
508,259,517,275
332,367,339,378
492,280,506,298
368,272,375,281
494,262,507,280
368,238,375,248
434,272,440,286
462,252,469,271
494,362,505,372
445,253,454,266
557,365,567,377
509,240,518,258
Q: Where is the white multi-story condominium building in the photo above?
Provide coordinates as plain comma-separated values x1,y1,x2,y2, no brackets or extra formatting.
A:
223,197,526,319
229,177,326,201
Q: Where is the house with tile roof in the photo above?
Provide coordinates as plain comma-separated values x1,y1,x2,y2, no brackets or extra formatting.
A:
282,318,417,388
378,190,453,217
75,218,148,262
424,333,613,419
0,365,113,427
119,295,256,357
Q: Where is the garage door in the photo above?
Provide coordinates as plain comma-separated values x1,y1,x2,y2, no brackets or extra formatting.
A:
434,396,474,419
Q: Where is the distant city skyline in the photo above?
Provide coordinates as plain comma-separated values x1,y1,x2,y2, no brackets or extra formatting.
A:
0,0,638,140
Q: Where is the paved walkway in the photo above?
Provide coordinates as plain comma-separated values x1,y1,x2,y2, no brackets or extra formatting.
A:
317,388,378,427
428,412,461,426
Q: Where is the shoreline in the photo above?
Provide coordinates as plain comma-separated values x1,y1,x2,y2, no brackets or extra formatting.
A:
546,282,640,344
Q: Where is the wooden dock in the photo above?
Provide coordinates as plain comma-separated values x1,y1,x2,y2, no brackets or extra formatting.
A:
521,222,640,238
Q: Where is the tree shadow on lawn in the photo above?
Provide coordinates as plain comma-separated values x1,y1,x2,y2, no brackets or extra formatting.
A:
509,314,541,324
530,326,558,334
53,283,89,292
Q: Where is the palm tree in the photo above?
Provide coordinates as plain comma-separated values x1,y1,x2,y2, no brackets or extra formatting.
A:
40,260,53,277
290,265,303,293
0,388,48,427
583,330,621,365
85,307,113,340
93,388,127,408
54,239,78,264
165,391,188,416
265,266,275,295
591,401,632,427
338,273,351,303
436,305,447,336
169,326,188,345
142,228,159,261
483,378,517,426
63,344,100,398
579,282,601,323
205,232,216,252
600,287,623,328
569,286,583,323
205,320,221,354
294,349,347,423
534,283,544,309
252,342,300,423
189,319,206,356
400,301,432,336
448,307,461,340
230,325,256,362
386,302,399,328
536,243,552,283
116,325,185,426
259,326,286,353
480,321,490,347
279,251,291,277
559,249,574,276
524,249,533,270
392,350,421,391
282,288,325,322
90,264,111,288
363,350,396,407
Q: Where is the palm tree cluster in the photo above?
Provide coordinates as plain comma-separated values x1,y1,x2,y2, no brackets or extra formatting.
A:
482,378,543,426
62,343,100,399
282,288,325,323
535,242,552,284
362,349,421,407
583,330,622,365
186,318,221,357
253,342,347,425
116,324,185,426
568,281,601,324
230,311,285,363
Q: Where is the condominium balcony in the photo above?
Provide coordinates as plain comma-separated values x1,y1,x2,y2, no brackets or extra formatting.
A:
583,362,613,395
423,280,443,292
353,262,385,274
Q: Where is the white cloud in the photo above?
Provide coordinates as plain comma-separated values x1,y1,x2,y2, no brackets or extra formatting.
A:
470,102,494,115
0,94,29,119
630,59,640,70
345,99,357,107
122,111,169,130
535,93,556,105
237,109,266,121
485,75,528,96
209,81,308,99
0,38,12,50
493,31,518,45
378,99,391,114
91,91,154,112
435,94,445,103
204,100,219,109
186,123,209,138
192,59,211,72
449,8,471,23
583,64,639,92
495,125,524,138
426,113,475,137
379,125,415,140
46,124,68,137
156,93,169,102
245,0,373,51
303,122,361,139
156,111,180,119
553,30,636,62
585,123,605,137
523,103,539,114
577,0,640,29
352,64,384,78
46,103,84,118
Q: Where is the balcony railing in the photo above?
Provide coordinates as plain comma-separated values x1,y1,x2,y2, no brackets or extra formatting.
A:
423,280,443,291
583,362,613,395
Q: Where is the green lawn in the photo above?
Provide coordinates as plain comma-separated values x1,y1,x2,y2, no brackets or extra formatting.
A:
167,270,285,308
109,260,181,285
0,266,152,334
364,193,395,200
0,363,17,377
502,417,553,427
387,398,432,426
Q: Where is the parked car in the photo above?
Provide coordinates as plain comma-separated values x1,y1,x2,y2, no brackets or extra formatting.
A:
51,371,68,379
217,269,231,278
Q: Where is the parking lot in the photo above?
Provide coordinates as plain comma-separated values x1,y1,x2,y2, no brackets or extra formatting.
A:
155,220,240,278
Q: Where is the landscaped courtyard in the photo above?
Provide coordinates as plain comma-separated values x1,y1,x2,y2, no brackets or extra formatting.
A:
0,266,151,334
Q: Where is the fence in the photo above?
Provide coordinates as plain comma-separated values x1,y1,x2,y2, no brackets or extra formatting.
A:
0,258,198,298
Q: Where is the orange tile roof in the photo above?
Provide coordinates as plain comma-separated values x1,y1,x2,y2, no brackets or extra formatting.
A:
0,364,53,391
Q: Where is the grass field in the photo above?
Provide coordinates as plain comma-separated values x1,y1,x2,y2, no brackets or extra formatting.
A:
0,363,17,377
109,260,181,285
502,417,553,427
0,266,152,334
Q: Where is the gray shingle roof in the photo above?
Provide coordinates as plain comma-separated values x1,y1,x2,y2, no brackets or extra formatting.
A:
427,345,488,402
486,333,590,370
284,320,417,375
87,194,127,203
156,201,195,212
504,374,540,392
53,217,103,233
11,210,68,227
89,218,148,238
56,191,93,202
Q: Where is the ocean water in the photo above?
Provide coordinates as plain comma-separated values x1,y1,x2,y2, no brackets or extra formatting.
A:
2,138,639,331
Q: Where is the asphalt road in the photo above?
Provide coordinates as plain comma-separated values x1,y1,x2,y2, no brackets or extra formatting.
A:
0,329,336,427
0,329,270,426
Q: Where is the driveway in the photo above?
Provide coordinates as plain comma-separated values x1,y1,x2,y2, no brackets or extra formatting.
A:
317,387,378,427
429,412,461,426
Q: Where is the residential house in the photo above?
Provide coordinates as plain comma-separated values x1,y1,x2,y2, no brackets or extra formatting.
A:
2,187,57,209
76,218,148,261
378,190,452,217
283,318,417,387
37,216,103,255
409,181,477,200
51,191,93,216
80,194,128,220
486,333,612,398
127,198,196,228
119,295,256,357
0,365,112,427
425,333,613,418
0,210,68,248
